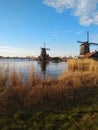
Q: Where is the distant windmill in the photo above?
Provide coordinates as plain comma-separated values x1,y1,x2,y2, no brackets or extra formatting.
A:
40,42,50,60
77,31,98,55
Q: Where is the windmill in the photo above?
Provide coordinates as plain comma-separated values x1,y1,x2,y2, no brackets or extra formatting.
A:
77,31,98,55
40,42,50,61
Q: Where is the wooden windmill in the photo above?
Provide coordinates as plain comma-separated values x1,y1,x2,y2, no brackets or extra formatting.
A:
40,42,50,60
77,31,98,56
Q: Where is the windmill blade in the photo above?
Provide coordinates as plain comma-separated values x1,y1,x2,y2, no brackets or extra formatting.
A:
77,40,83,43
87,31,89,42
46,48,50,50
89,42,98,45
44,42,46,48
77,40,85,43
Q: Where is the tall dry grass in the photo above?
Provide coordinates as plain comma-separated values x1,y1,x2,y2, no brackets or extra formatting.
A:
0,59,98,113
68,59,98,72
59,59,98,87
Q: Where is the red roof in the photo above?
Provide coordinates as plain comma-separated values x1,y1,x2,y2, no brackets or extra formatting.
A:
82,51,96,58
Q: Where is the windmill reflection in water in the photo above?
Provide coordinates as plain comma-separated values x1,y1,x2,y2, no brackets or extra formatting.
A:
38,60,49,79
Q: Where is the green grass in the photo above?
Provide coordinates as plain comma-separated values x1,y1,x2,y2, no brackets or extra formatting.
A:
0,86,98,130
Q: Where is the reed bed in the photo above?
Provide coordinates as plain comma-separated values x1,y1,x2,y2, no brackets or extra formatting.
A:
0,59,98,113
68,59,98,72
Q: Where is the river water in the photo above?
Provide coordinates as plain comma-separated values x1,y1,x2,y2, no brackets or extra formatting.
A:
0,59,67,78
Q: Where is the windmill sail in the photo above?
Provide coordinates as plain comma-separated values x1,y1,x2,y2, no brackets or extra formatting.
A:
87,31,89,42
89,43,98,45
77,31,98,55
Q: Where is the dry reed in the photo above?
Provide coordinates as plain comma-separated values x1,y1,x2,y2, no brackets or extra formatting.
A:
68,59,98,72
0,59,98,113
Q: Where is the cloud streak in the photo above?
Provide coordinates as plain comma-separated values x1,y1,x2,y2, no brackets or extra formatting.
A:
51,26,61,37
43,0,98,26
0,46,33,57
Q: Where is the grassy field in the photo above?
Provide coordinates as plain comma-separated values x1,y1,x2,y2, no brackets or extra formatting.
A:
0,59,98,130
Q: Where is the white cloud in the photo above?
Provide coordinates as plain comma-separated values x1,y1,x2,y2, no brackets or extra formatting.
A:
92,12,98,25
79,15,93,26
43,0,98,26
44,0,75,12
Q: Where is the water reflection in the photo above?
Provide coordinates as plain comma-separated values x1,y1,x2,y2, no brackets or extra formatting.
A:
0,59,67,78
37,60,67,79
38,60,49,78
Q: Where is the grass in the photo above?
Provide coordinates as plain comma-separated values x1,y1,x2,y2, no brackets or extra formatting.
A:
0,59,98,129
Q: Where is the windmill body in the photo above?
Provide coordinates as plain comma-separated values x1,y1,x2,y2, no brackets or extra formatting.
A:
39,42,50,61
80,42,90,55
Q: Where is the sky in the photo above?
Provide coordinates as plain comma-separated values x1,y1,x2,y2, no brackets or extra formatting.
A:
0,0,98,57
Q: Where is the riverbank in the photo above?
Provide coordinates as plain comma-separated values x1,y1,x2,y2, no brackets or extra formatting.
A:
0,59,98,129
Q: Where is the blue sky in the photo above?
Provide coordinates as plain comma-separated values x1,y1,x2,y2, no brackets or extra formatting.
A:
0,0,98,57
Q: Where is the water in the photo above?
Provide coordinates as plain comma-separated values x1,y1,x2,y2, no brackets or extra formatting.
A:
0,58,67,78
